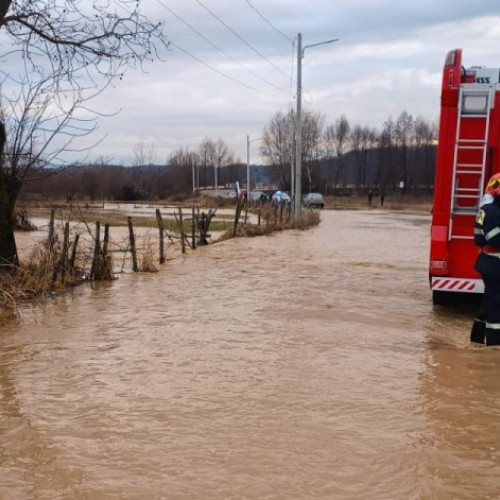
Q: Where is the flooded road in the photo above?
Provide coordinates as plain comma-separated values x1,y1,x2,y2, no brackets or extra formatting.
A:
1,209,499,499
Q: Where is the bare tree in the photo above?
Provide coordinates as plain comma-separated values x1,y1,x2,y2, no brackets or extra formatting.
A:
260,110,295,190
413,117,438,190
350,125,377,189
166,148,198,195
0,0,168,267
394,111,414,193
130,140,157,167
301,111,324,193
211,138,232,189
0,71,105,264
129,140,159,197
261,109,324,192
325,115,350,189
198,138,216,189
376,117,396,190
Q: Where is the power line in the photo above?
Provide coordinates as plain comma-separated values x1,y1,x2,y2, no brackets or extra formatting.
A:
193,0,291,81
168,39,287,98
157,0,289,94
243,0,293,43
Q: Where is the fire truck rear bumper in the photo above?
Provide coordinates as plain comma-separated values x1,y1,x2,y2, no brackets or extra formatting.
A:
431,277,484,294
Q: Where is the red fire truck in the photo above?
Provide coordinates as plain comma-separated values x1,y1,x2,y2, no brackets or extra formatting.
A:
429,48,500,305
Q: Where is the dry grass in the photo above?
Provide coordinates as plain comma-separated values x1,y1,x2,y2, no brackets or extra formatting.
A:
0,284,19,324
0,242,83,325
139,236,159,273
219,207,321,241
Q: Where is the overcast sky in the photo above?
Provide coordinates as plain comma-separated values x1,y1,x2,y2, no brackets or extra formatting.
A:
8,0,500,165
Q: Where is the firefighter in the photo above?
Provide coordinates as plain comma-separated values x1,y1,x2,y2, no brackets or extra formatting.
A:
470,173,500,345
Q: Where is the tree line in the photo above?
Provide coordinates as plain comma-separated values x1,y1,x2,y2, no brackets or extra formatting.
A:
260,109,437,195
19,110,438,203
19,137,245,202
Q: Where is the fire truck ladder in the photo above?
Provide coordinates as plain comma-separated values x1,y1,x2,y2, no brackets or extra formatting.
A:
449,86,493,240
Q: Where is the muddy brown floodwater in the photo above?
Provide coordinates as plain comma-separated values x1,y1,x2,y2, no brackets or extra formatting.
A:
1,209,499,499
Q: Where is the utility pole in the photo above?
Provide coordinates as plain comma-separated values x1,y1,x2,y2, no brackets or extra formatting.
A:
294,34,339,220
247,134,250,193
246,135,261,194
294,33,302,219
192,157,195,192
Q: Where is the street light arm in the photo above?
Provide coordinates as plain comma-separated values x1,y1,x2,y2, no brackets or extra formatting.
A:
301,38,339,58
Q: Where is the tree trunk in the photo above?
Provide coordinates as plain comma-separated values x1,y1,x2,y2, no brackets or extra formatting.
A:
0,170,21,268
0,1,12,28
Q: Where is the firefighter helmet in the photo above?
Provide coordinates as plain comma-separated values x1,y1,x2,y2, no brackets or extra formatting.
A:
485,173,500,197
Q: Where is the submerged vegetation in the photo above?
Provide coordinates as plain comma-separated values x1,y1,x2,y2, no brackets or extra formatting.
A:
1,199,322,325
0,243,81,324
223,207,321,240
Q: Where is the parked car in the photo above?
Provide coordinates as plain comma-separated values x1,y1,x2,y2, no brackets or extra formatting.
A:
281,192,291,203
303,192,324,208
248,190,266,202
272,190,291,205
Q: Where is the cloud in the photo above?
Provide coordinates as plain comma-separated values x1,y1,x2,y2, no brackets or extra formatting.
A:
3,1,500,165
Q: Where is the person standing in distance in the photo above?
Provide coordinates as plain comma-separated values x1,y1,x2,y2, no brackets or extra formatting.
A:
470,173,500,345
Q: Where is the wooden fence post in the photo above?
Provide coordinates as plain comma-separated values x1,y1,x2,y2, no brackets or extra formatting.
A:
90,221,101,279
69,234,80,271
51,221,70,286
102,223,113,279
103,223,110,257
233,200,243,238
59,221,70,271
178,208,186,254
48,209,55,251
191,204,196,250
128,216,139,271
155,209,165,264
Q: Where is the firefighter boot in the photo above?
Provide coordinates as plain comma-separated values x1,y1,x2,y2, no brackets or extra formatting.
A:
470,318,486,344
485,327,500,346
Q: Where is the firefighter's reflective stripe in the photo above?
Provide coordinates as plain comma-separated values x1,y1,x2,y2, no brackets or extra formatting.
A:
482,245,500,257
485,226,500,241
484,252,500,258
486,322,500,330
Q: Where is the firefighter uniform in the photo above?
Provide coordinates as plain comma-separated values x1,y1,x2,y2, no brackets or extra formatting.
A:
470,190,500,345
